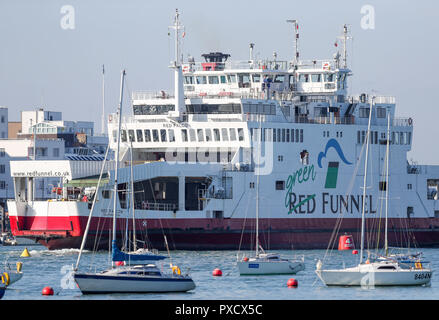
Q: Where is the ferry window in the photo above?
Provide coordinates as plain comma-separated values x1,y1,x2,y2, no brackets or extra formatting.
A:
286,129,290,142
357,131,361,144
181,129,188,142
359,107,370,118
274,75,285,83
208,76,219,84
184,76,194,84
400,132,404,145
252,74,261,83
275,180,285,190
213,129,220,141
227,74,236,83
229,128,237,141
264,128,271,142
273,128,276,142
220,75,227,83
152,129,159,142
407,132,412,145
238,73,251,88
128,130,135,142
277,129,281,142
196,76,207,84
102,190,111,199
121,130,127,142
112,130,117,143
221,128,229,141
300,129,303,143
324,73,334,82
298,74,309,82
361,131,366,144
189,129,196,142
374,131,378,144
237,128,244,141
136,129,143,142
160,129,167,142
311,74,321,82
291,129,295,142
144,129,151,142
379,181,387,191
205,129,212,141
376,107,386,118
197,129,204,142
282,129,286,142
168,129,175,142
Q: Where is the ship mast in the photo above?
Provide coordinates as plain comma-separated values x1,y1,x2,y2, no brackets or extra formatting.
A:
286,19,299,66
101,65,106,136
337,24,351,69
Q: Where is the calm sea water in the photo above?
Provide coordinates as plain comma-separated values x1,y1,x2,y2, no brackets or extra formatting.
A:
1,244,439,300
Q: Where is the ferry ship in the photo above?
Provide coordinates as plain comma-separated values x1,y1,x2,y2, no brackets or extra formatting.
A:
7,11,439,250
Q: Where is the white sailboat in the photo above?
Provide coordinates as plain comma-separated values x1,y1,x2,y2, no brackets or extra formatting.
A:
73,69,195,294
316,97,433,286
237,114,305,275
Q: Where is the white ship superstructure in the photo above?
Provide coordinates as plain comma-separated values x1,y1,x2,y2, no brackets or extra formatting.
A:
7,12,439,250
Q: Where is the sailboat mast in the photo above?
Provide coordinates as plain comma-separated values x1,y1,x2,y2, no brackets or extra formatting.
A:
385,113,391,256
360,96,374,264
130,141,137,251
101,65,106,136
112,70,126,249
255,114,262,257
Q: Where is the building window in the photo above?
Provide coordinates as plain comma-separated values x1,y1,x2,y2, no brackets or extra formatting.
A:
0,181,5,189
0,165,4,174
275,180,285,190
0,148,4,157
53,148,60,157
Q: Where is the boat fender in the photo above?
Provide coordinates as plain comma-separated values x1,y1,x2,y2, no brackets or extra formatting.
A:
16,262,23,273
415,261,422,269
1,272,9,286
171,265,181,275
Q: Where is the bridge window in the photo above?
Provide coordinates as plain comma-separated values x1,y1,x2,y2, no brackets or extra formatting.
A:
376,107,386,118
181,129,188,142
152,129,159,142
197,129,204,142
359,107,370,118
324,73,334,82
274,75,285,83
144,129,151,142
252,74,261,83
227,74,236,83
121,130,127,142
220,75,227,84
221,128,229,141
136,129,143,142
196,76,207,84
298,74,309,82
205,129,212,141
189,129,196,142
128,130,135,142
238,128,244,141
208,76,219,84
168,129,175,142
229,128,237,141
184,76,194,84
311,74,321,82
160,129,167,142
213,129,220,141
238,73,251,88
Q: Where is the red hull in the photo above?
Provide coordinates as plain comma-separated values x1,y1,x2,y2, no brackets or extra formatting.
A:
9,215,439,250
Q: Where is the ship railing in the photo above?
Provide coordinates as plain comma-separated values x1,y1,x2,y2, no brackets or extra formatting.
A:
132,91,174,101
351,95,396,105
135,201,178,211
187,60,290,72
393,117,413,127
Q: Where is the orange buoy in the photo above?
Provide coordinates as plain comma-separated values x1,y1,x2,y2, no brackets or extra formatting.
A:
352,249,359,255
212,268,222,277
243,257,249,262
42,286,54,296
115,261,125,267
338,234,355,250
287,278,298,287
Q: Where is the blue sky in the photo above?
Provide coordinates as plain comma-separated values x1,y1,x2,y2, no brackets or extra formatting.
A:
0,0,438,163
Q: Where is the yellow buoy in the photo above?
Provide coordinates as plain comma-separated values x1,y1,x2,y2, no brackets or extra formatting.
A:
20,248,31,258
16,262,23,273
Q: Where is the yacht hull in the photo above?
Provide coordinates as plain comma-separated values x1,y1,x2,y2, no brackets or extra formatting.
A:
73,273,196,293
238,261,305,275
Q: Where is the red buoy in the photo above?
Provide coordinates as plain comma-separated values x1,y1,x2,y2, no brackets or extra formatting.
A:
352,249,359,255
212,268,222,277
338,234,355,250
42,286,54,296
287,278,298,287
115,261,125,267
243,257,249,262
